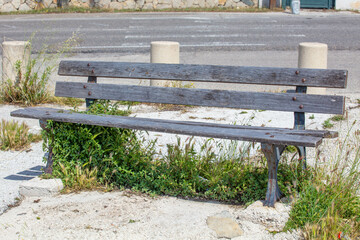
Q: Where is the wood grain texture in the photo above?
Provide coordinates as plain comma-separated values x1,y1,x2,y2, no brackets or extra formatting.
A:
58,61,347,88
11,107,325,147
55,82,345,114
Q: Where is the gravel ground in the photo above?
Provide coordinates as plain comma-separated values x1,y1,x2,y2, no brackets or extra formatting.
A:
0,95,358,238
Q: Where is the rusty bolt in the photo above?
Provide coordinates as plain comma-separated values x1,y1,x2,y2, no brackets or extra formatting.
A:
302,78,306,83
292,97,297,101
299,105,304,109
87,63,90,67
91,69,94,74
270,135,275,138
295,70,299,75
88,91,92,96
83,85,87,89
265,133,270,135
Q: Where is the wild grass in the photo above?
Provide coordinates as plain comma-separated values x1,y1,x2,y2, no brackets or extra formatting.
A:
286,125,360,239
0,33,79,106
0,119,41,151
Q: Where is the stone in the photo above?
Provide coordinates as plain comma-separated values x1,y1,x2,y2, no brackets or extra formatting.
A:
12,0,21,9
95,0,110,8
198,0,205,7
157,0,171,3
205,0,218,8
242,0,254,6
172,0,183,8
43,0,53,7
185,0,194,7
26,0,37,8
142,2,153,9
109,1,123,9
218,0,226,6
207,211,243,239
18,3,32,10
225,0,235,7
135,0,144,8
1,3,16,11
19,177,64,197
123,0,135,9
3,0,11,4
235,200,291,232
156,3,172,9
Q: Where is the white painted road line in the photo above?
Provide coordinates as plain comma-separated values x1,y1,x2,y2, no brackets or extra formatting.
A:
73,43,266,50
125,34,306,39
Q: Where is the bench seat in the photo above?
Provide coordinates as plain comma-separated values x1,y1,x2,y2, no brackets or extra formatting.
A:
11,107,337,147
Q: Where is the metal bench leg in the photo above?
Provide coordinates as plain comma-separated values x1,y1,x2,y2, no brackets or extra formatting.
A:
296,146,307,169
261,143,285,207
39,120,54,174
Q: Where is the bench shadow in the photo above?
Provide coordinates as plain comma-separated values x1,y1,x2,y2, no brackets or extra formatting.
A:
4,165,44,181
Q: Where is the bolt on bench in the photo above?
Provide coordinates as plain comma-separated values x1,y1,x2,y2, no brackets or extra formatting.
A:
11,61,347,207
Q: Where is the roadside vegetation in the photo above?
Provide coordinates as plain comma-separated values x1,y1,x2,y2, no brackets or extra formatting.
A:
0,119,42,151
0,33,80,107
0,6,283,15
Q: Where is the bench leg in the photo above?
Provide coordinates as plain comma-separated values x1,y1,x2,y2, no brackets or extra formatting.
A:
296,146,307,169
261,143,285,207
39,120,54,174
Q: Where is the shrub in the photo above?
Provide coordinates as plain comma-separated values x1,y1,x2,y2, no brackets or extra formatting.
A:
0,119,41,151
43,101,311,203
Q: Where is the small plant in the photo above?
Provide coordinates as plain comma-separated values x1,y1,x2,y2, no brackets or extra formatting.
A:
0,33,79,106
0,119,41,151
59,163,99,192
331,115,345,122
322,119,334,129
309,114,315,120
286,127,360,239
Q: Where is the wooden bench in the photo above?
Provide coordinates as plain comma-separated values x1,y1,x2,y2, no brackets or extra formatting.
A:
11,60,347,207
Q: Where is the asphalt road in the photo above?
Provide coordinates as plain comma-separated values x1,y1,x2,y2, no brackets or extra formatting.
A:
0,11,359,53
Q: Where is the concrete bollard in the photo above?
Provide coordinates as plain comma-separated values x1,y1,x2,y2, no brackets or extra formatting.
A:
2,41,31,83
298,42,327,94
150,41,179,87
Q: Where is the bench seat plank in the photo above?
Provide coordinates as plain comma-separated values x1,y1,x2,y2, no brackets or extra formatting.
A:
55,82,345,115
58,61,348,88
11,107,325,147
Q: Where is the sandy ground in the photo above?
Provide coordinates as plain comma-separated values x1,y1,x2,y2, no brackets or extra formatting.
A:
0,95,359,239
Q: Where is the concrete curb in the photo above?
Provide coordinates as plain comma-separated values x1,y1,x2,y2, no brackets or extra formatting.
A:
19,177,64,197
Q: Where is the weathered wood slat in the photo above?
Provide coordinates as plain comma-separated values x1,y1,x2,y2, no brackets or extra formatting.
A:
55,82,345,114
11,107,324,147
58,61,347,88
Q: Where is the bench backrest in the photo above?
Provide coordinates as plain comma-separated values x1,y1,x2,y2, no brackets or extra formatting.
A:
57,61,347,115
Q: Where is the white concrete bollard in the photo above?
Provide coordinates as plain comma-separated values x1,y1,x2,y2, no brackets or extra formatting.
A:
150,41,179,87
298,42,328,94
2,41,31,83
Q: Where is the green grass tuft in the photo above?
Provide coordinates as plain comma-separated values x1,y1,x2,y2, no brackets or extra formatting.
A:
0,119,41,151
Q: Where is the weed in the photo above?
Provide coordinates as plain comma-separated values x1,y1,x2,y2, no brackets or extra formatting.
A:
322,119,334,129
285,127,360,239
0,119,41,151
50,97,85,108
0,33,79,106
309,114,315,120
331,115,346,122
58,163,99,192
